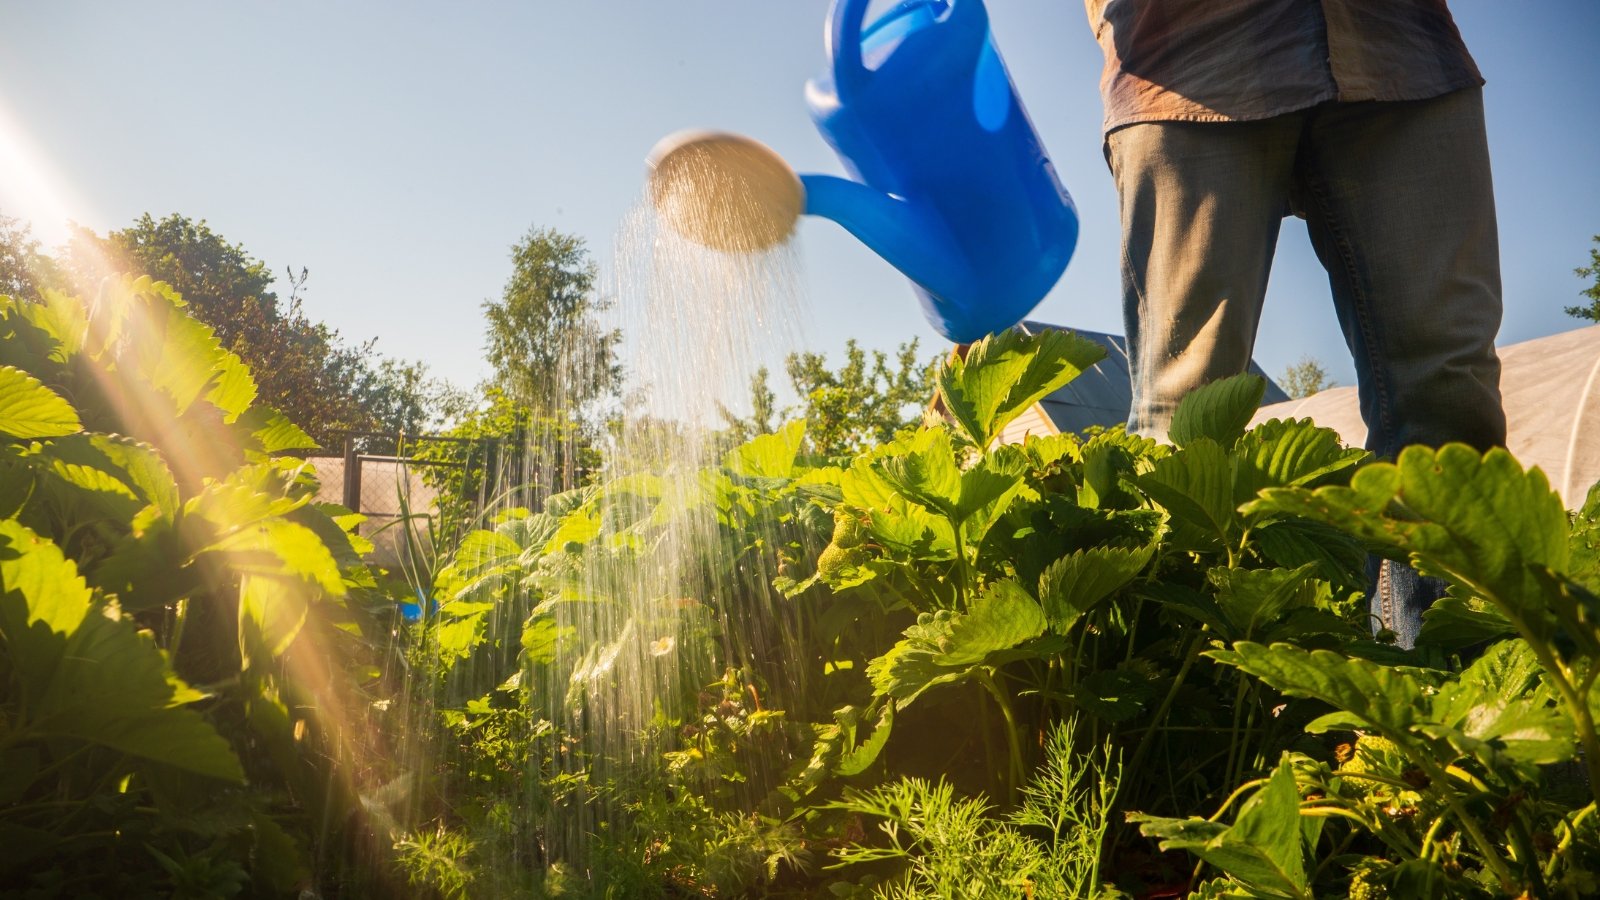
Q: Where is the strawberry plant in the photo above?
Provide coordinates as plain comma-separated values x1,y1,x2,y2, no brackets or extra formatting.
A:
0,279,401,896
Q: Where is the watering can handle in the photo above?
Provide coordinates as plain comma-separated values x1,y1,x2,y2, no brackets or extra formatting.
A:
827,0,874,103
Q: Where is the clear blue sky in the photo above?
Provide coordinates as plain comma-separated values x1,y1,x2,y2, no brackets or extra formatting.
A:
1,1,1595,404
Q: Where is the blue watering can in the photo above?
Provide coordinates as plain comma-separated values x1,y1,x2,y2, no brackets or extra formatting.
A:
648,0,1078,343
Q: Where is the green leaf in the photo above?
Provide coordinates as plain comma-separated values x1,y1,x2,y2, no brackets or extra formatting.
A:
31,611,245,782
0,365,81,439
1131,757,1309,898
131,293,227,415
242,407,319,453
1233,418,1367,502
208,519,346,598
1251,445,1571,635
1211,641,1428,737
35,433,180,522
1168,374,1266,449
1137,438,1237,545
1425,640,1574,764
1073,667,1158,722
1250,519,1367,590
836,702,895,777
1226,757,1309,893
936,328,1105,448
239,573,310,660
936,580,1047,666
723,420,805,478
0,520,93,678
1208,565,1321,641
1038,542,1156,633
522,614,574,666
206,349,258,422
868,580,1047,705
1415,594,1515,649
876,428,963,519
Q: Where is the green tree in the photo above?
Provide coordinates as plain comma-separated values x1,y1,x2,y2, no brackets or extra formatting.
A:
1280,355,1336,399
482,226,622,420
0,210,63,299
783,338,937,456
64,214,439,443
1569,234,1600,322
718,365,778,445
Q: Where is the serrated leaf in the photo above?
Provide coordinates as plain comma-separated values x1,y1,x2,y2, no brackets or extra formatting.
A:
521,614,573,666
243,407,318,453
1425,640,1574,764
239,573,311,660
1073,667,1158,722
1233,418,1367,502
1208,565,1321,641
936,328,1105,449
134,300,226,415
868,581,1047,705
0,365,81,439
1137,438,1236,544
0,520,93,680
30,611,244,782
1038,542,1156,633
836,702,894,777
1211,641,1428,737
34,433,180,523
1226,757,1309,893
1415,594,1515,650
876,428,963,519
723,420,804,478
1250,519,1366,590
208,519,346,597
1168,374,1266,449
206,349,257,422
1250,445,1571,635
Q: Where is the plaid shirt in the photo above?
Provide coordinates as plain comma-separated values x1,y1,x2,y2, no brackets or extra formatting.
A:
1086,0,1483,133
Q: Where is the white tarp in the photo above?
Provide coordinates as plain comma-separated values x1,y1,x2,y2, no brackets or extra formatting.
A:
1251,323,1600,508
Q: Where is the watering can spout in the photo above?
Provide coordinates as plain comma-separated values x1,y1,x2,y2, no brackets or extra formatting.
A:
798,173,970,312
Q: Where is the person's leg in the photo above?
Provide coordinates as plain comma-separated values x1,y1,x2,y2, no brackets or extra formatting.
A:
1295,88,1505,460
1109,117,1304,441
1294,87,1506,647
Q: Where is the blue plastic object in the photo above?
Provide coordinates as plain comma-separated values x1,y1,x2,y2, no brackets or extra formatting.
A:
801,0,1078,343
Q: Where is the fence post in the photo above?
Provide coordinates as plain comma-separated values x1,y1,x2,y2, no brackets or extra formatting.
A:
342,434,362,516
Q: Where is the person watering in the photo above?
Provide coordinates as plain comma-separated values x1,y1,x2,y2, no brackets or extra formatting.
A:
1085,0,1506,647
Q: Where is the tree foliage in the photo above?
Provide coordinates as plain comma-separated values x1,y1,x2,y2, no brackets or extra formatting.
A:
1569,233,1600,322
61,213,442,443
0,210,62,299
482,226,622,420
1279,355,1336,399
782,338,938,457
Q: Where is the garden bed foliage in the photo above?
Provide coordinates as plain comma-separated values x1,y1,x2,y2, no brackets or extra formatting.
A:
409,324,1600,898
0,279,404,897
4,281,1600,898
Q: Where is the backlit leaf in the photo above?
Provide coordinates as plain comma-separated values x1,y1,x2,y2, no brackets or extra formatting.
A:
1039,542,1156,633
936,328,1105,449
723,420,805,478
0,365,80,439
1137,438,1236,545
1168,374,1265,449
1211,641,1428,737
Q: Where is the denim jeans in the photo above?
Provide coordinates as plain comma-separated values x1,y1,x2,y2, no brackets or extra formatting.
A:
1107,87,1507,647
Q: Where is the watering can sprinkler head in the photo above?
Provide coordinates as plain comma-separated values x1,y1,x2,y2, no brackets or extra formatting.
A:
646,130,804,253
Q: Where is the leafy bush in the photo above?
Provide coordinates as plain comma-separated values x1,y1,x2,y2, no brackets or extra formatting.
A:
0,278,400,896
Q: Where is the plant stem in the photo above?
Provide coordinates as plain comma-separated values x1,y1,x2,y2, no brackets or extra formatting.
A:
1126,629,1207,788
1417,754,1520,894
977,668,1024,805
